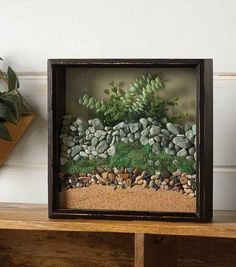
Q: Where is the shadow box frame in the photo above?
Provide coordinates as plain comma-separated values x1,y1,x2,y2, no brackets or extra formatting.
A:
48,58,213,222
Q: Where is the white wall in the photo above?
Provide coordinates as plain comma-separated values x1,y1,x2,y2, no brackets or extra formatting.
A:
0,0,236,209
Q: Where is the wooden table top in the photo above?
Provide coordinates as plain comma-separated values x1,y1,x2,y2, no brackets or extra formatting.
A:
0,203,236,239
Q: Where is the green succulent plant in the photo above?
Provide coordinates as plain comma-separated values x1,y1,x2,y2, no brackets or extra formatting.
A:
0,58,29,141
78,73,184,126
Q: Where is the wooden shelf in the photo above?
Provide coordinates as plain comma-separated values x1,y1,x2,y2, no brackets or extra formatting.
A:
0,203,236,239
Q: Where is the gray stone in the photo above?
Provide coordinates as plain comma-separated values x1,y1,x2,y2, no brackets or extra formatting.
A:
186,156,194,161
110,136,116,146
162,129,171,136
95,130,106,138
80,151,88,158
166,123,179,135
147,117,153,123
106,134,112,144
129,122,141,133
67,141,75,147
168,142,174,149
140,136,149,146
150,126,161,136
173,136,192,149
149,180,155,188
134,132,141,140
105,126,112,131
194,152,197,160
121,137,128,144
112,130,119,136
107,145,116,156
139,118,148,129
192,125,197,135
71,145,82,157
86,133,93,141
189,147,196,155
113,122,125,130
177,148,188,157
141,126,150,137
70,125,77,131
78,124,87,132
75,118,83,125
148,138,155,146
89,126,96,134
91,137,99,146
185,130,194,142
92,150,98,156
123,124,130,134
99,153,108,159
152,142,160,154
154,136,162,142
91,118,104,129
96,140,109,153
161,138,168,147
73,154,80,161
128,137,134,142
119,129,126,137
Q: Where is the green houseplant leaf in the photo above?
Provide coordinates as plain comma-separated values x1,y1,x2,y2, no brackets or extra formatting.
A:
7,66,20,91
0,122,12,141
0,102,17,123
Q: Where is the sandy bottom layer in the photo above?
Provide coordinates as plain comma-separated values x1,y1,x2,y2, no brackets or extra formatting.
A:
59,185,196,213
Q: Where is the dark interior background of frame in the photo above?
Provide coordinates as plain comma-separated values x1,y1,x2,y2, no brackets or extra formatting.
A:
48,59,213,222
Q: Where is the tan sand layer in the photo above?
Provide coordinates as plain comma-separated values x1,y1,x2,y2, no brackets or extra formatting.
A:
59,185,196,213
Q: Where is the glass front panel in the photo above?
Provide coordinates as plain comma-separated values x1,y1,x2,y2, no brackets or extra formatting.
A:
58,67,197,213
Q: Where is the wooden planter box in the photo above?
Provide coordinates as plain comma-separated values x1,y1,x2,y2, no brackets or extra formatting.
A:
48,59,213,222
0,114,35,165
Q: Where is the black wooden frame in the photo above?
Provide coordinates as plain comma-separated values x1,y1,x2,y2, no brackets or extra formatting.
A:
48,59,213,222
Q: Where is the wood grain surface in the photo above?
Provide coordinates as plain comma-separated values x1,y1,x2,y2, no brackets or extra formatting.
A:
0,203,236,238
0,230,133,267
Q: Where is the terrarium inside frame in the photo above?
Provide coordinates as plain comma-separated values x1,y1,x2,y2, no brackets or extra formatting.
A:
48,59,213,222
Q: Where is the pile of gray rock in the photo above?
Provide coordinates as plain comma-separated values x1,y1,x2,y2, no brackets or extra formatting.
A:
60,115,197,166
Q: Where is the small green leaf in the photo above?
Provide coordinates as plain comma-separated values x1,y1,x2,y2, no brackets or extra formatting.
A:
111,87,117,93
104,89,110,95
7,67,19,91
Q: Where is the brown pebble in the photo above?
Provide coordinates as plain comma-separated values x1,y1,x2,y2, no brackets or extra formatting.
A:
164,178,170,184
133,168,140,175
108,172,116,180
117,173,130,180
101,172,108,179
137,179,143,185
180,176,188,184
135,175,143,182
155,179,161,186
185,188,193,194
150,175,157,180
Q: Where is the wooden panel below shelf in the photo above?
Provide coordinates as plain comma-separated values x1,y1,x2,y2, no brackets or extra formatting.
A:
136,234,236,267
0,230,134,267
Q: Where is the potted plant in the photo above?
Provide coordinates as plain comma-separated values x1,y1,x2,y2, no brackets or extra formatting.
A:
0,57,35,165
